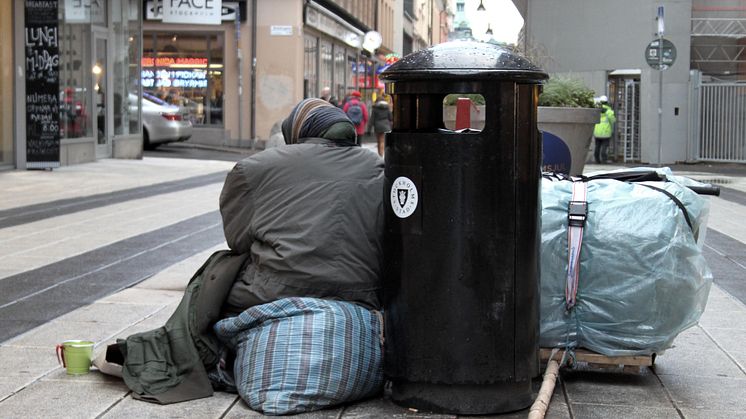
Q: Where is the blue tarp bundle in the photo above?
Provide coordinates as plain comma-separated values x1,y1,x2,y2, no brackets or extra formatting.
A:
540,168,713,356
213,297,383,415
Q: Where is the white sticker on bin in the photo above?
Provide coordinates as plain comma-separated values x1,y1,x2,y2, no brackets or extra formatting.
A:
390,176,419,219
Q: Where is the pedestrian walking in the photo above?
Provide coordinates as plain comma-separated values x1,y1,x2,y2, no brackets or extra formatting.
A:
342,90,369,138
369,94,392,157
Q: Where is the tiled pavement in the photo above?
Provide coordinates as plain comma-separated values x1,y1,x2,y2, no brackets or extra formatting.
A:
0,157,745,418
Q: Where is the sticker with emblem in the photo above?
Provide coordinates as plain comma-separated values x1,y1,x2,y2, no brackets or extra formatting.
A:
390,176,419,219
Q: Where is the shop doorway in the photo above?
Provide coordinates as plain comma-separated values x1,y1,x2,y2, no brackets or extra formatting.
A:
93,31,112,158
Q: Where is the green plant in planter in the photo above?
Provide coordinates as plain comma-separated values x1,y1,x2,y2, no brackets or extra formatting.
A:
539,76,596,108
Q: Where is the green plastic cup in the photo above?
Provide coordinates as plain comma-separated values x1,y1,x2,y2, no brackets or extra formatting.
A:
56,340,94,375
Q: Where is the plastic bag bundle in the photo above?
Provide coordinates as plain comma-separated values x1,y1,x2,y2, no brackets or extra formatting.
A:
214,297,383,415
540,168,713,356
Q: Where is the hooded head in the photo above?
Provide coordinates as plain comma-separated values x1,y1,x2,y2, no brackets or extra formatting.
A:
281,98,358,146
351,90,362,98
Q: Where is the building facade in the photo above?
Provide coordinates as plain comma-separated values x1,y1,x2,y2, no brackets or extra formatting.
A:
5,0,141,170
2,0,456,170
142,0,408,149
403,0,442,54
521,0,746,164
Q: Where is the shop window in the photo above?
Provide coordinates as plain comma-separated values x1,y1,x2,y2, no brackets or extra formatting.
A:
58,21,93,140
347,54,358,96
113,0,141,137
333,45,346,102
303,35,318,99
319,40,333,98
142,32,224,126
354,57,375,99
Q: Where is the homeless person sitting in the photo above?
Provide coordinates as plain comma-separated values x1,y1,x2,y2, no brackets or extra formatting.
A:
219,97,384,314
105,98,385,414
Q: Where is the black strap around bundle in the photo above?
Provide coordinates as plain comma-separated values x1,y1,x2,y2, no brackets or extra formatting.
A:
638,184,694,232
543,170,695,233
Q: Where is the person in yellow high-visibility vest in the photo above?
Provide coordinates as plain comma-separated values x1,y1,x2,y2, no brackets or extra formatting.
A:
593,95,616,164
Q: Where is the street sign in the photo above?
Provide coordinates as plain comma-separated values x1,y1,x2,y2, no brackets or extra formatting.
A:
645,38,677,70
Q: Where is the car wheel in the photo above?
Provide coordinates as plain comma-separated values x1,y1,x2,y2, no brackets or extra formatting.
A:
143,128,158,150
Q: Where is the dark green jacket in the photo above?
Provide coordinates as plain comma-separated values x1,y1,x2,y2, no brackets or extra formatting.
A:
219,143,384,310
116,250,249,404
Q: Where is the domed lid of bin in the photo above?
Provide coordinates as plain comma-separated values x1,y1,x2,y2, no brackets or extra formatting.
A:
380,41,547,81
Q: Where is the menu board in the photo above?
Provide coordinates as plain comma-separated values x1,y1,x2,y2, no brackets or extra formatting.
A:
25,0,60,169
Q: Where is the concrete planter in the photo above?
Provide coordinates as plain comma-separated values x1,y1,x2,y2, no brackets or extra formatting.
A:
538,107,600,176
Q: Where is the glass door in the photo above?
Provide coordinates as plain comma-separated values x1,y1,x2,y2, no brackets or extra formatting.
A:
93,32,111,158
0,0,13,167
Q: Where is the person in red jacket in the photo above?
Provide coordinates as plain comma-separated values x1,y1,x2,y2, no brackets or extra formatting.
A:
342,90,369,137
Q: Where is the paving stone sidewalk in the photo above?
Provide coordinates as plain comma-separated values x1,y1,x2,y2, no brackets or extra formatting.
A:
1,158,745,418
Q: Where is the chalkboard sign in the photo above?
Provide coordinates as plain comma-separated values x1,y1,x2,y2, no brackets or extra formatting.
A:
25,0,60,169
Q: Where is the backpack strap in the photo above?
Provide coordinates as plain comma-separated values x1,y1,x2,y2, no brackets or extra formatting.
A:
565,180,588,310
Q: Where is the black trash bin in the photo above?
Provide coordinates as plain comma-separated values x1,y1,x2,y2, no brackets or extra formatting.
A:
381,41,548,415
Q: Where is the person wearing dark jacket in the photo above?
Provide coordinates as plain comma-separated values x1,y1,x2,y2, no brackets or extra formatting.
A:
109,99,384,405
369,96,392,157
219,98,385,314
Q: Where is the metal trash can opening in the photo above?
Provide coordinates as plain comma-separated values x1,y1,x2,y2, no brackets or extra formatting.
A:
380,41,548,415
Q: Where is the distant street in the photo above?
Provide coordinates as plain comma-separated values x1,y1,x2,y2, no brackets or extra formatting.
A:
144,143,252,162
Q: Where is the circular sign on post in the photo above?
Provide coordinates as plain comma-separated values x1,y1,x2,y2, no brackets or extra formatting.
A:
645,38,677,70
390,176,418,219
362,31,383,54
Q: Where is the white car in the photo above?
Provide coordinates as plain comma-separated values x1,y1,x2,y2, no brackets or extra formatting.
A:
131,93,193,149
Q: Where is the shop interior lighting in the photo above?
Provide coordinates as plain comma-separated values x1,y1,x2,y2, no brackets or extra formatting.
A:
486,24,493,35
477,0,486,11
168,63,224,69
172,35,177,42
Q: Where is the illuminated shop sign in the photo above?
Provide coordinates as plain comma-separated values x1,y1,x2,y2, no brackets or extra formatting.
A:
141,69,208,88
162,0,222,25
63,0,106,24
142,57,209,68
146,1,245,22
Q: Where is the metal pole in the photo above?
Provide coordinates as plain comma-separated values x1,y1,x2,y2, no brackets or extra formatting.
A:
250,0,257,142
656,6,664,165
657,36,663,165
236,7,243,146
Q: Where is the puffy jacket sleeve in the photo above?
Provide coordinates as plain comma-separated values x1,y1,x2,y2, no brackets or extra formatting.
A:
220,159,259,253
607,109,616,125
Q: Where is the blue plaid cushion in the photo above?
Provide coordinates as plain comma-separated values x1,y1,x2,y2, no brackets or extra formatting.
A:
213,297,384,415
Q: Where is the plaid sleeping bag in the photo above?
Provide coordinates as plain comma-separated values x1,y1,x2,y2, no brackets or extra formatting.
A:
213,297,384,415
